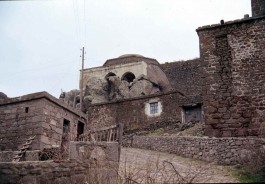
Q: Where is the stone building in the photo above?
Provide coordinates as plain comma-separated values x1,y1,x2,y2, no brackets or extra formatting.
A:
70,0,265,138
198,0,265,137
0,92,120,183
0,92,87,152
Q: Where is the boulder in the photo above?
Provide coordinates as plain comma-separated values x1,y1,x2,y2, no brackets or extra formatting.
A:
0,92,8,100
85,78,108,104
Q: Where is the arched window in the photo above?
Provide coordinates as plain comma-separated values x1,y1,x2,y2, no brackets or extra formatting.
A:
105,72,116,80
121,72,135,83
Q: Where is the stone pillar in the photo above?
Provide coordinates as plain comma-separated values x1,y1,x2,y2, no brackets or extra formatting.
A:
251,0,265,17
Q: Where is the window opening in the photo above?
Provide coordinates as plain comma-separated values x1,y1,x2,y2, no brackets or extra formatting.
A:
105,72,116,80
25,107,29,113
77,121,84,138
150,102,158,114
63,119,70,133
122,72,135,83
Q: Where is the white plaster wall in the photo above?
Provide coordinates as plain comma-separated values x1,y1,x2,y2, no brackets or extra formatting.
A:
81,61,148,88
144,98,162,117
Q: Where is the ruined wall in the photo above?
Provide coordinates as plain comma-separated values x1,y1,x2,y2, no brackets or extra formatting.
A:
161,59,203,96
197,16,265,137
0,92,86,151
88,91,200,134
0,142,119,184
132,136,265,165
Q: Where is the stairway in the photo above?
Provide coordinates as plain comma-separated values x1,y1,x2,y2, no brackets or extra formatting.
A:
12,135,36,162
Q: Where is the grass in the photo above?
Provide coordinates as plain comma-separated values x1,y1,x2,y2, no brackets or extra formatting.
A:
234,169,265,183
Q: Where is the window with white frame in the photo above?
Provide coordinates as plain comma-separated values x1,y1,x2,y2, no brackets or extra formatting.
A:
150,102,158,114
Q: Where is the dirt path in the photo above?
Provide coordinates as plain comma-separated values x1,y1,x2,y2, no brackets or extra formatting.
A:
119,147,239,183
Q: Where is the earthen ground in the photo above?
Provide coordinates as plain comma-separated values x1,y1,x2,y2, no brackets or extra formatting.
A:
119,147,239,183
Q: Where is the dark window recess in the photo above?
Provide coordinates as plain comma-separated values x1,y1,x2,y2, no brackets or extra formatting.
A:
183,104,202,124
105,72,116,80
77,121,85,137
63,119,70,133
150,102,158,114
25,107,29,113
122,72,136,83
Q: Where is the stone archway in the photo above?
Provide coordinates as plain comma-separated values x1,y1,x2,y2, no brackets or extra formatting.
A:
121,72,135,83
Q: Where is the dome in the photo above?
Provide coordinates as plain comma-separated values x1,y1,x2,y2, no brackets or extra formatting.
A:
103,54,160,67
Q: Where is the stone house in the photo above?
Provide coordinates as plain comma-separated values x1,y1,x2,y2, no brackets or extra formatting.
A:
0,91,86,152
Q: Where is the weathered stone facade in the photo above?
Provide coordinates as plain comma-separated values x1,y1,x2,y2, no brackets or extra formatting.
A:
161,58,203,96
252,0,265,17
132,135,265,165
87,90,201,133
197,15,265,137
0,92,86,151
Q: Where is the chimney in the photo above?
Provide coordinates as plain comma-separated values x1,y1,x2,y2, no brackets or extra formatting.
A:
251,0,265,17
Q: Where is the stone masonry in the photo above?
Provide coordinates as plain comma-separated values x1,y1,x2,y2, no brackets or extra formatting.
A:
132,135,265,165
0,92,86,151
0,142,119,184
197,14,265,137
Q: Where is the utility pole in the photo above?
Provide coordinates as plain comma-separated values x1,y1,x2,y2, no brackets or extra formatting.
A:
80,47,85,111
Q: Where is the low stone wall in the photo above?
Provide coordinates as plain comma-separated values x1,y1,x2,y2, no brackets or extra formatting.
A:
132,136,265,165
0,151,39,162
0,142,119,184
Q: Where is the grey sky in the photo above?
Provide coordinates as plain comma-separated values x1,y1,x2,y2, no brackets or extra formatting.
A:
0,0,251,98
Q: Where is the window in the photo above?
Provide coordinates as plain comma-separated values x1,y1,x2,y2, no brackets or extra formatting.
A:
25,107,29,113
121,72,136,83
77,121,84,138
150,102,158,114
63,119,70,133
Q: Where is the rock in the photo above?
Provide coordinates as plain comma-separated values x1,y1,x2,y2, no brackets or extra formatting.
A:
107,76,122,101
118,80,130,97
129,76,161,97
0,92,8,100
85,78,108,103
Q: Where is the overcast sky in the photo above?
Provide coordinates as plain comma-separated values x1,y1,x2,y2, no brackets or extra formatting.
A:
0,0,251,98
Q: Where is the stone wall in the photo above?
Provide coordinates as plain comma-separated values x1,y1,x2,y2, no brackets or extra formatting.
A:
0,151,39,162
0,92,86,151
252,0,265,17
41,98,86,150
131,136,265,165
161,59,203,96
197,16,265,137
88,91,200,134
0,98,43,151
0,142,119,184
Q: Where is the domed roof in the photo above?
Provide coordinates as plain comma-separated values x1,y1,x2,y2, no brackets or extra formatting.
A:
118,54,144,58
103,54,160,67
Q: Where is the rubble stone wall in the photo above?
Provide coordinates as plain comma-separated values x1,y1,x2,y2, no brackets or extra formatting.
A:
252,0,265,17
132,136,265,165
88,91,201,133
0,142,119,184
197,17,265,137
161,59,203,96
